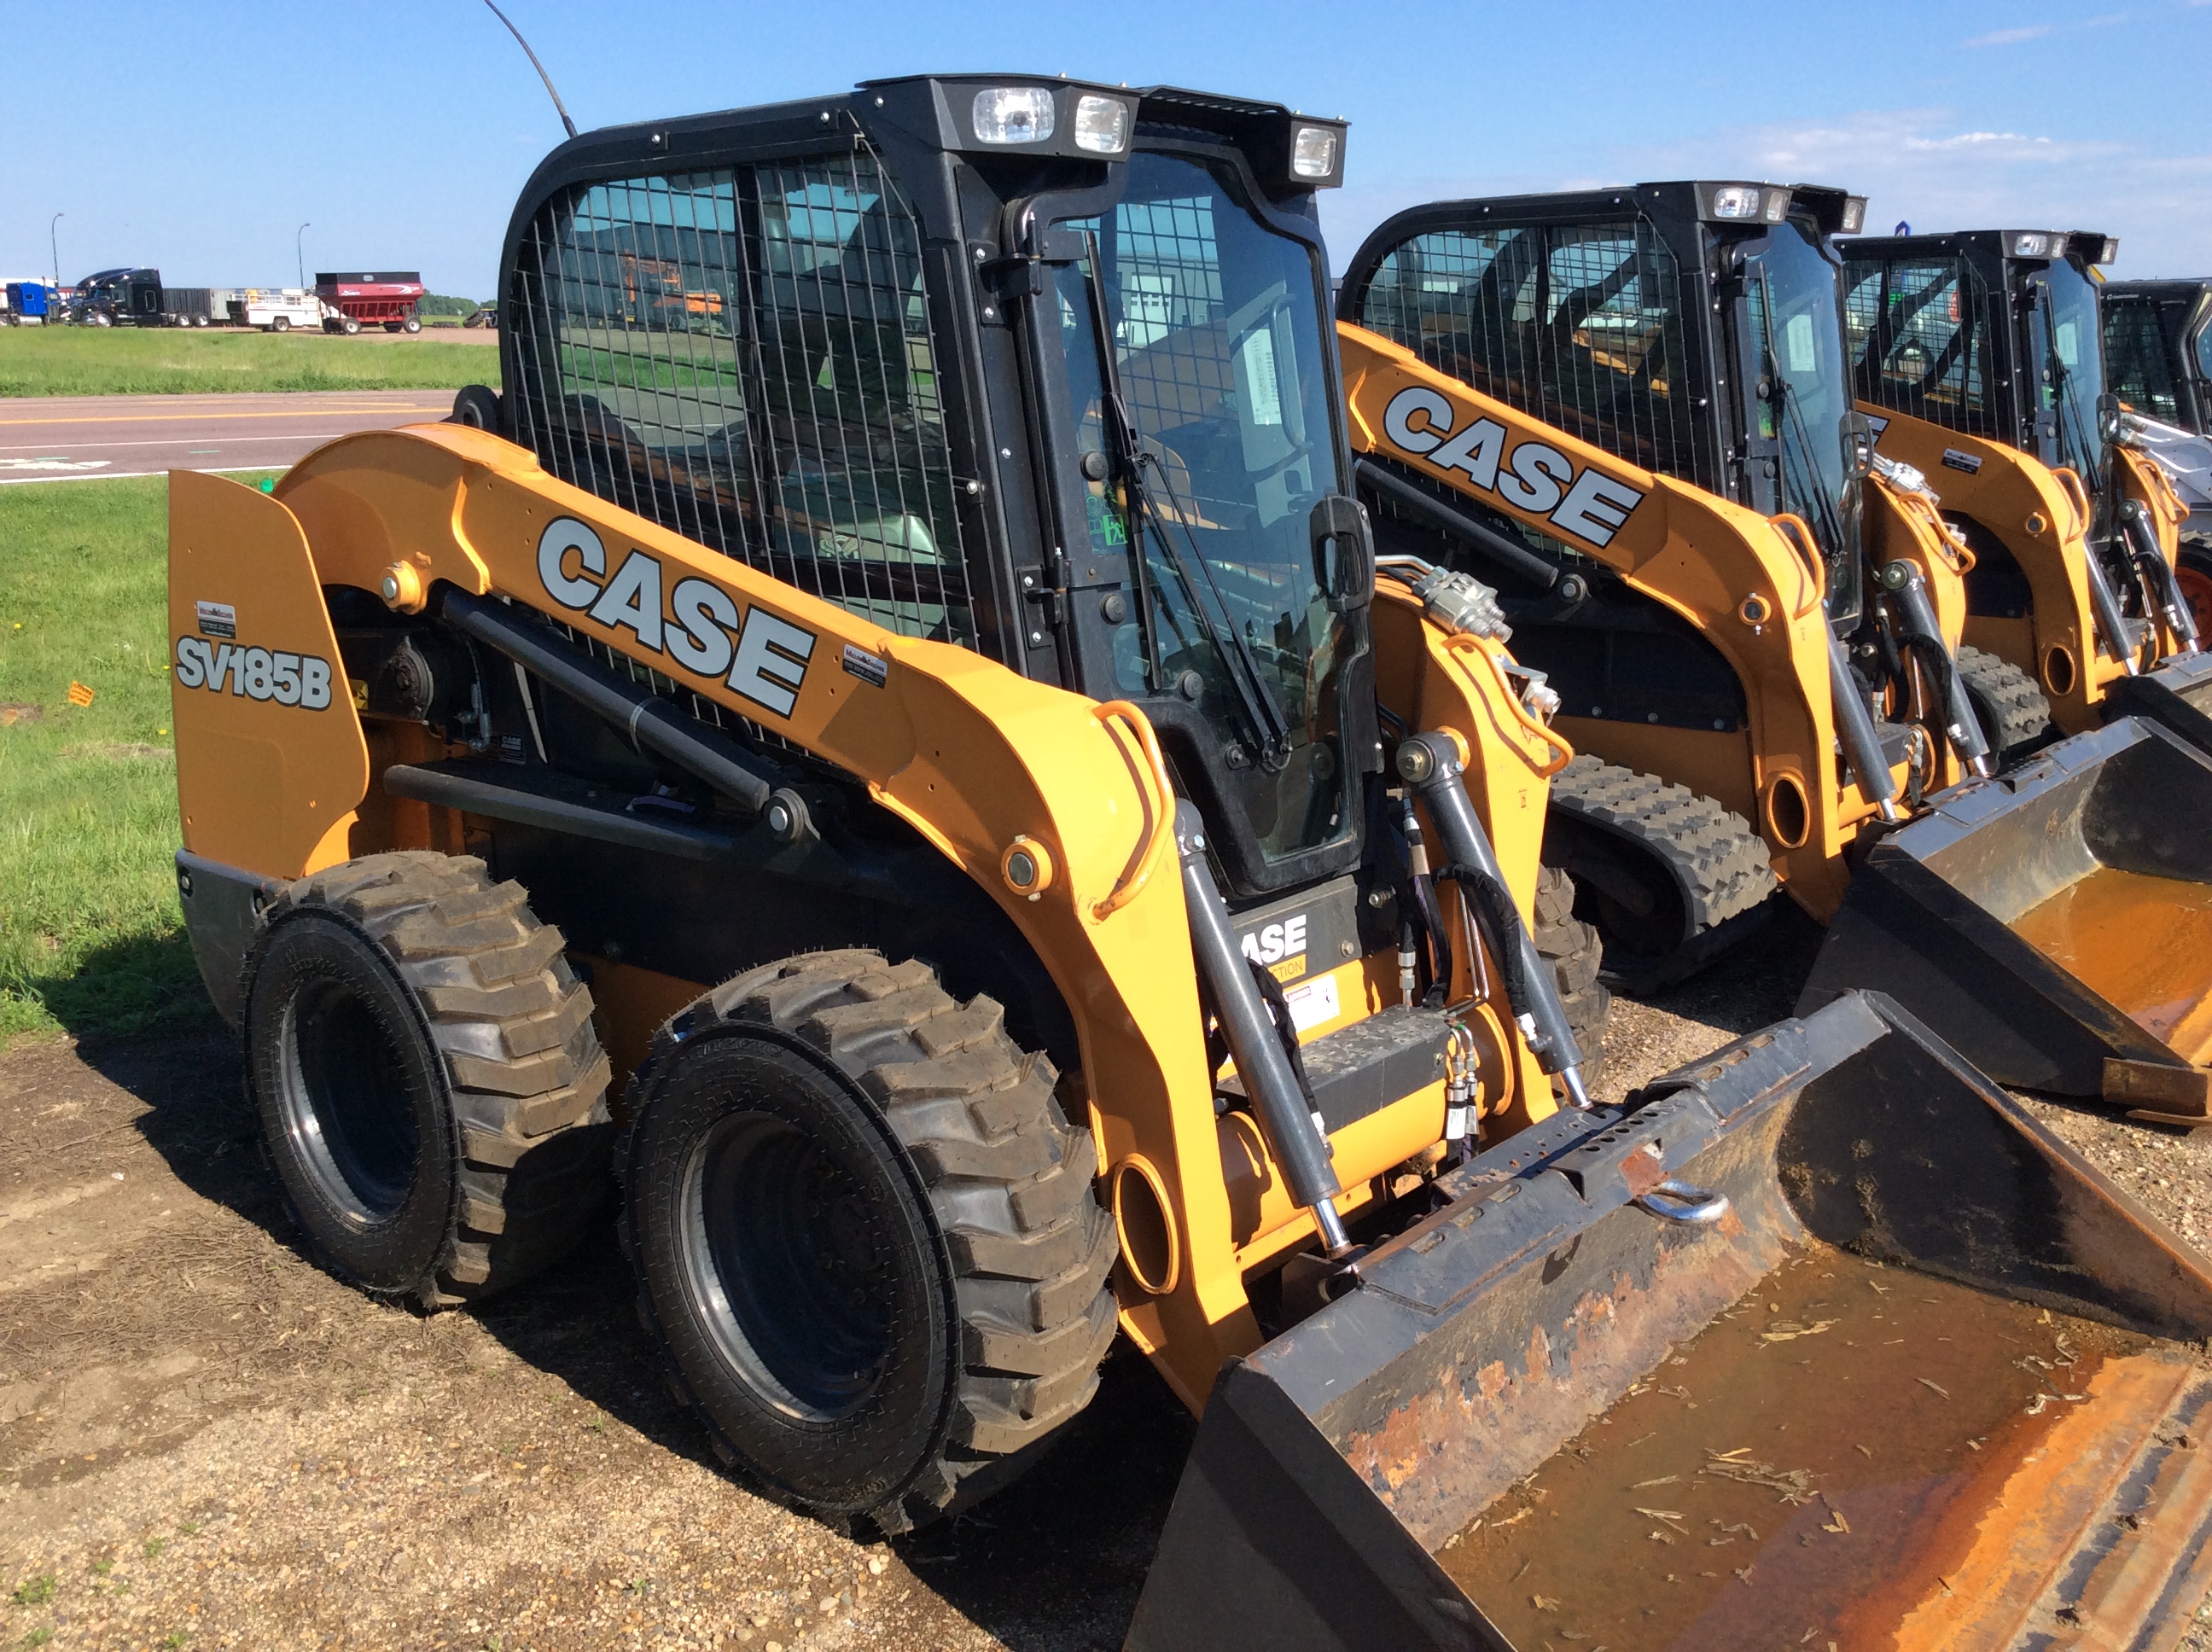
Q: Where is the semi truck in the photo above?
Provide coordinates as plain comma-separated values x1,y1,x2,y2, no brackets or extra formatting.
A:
69,267,164,326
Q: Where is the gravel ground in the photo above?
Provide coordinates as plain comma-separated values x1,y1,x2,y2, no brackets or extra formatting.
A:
3,912,2209,1649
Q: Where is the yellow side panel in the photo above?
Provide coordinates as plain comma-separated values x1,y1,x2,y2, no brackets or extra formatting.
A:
169,470,370,878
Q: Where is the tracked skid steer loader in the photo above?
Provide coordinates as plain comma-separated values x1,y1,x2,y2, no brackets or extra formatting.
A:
2103,276,2212,592
162,82,2212,1647
1334,182,2040,990
1841,231,2212,753
1335,185,2212,1126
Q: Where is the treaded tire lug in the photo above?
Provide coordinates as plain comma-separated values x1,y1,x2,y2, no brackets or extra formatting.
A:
242,851,614,1309
621,949,1119,1537
1546,756,1779,993
1955,643,2056,759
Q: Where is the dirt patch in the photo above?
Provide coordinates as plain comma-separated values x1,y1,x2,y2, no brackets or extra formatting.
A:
0,1031,1183,1650
3,925,2209,1649
0,705,44,727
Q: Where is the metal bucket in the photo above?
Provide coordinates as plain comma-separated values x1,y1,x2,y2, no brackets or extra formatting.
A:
1126,992,2212,1650
1802,716,2212,1123
2107,648,2212,758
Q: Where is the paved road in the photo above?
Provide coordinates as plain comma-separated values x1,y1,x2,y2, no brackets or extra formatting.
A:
0,388,461,485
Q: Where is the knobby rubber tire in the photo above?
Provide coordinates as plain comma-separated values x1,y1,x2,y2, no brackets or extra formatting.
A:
620,949,1118,1535
242,851,613,1309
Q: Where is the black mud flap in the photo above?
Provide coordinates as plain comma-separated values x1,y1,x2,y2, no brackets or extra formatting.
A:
1801,716,2212,1119
176,848,286,1027
2106,647,2212,756
1123,992,2212,1652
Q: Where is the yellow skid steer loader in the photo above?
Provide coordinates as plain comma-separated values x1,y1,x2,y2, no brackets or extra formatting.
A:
163,81,2212,1647
1336,184,2212,1125
1333,183,2024,973
1840,230,2212,754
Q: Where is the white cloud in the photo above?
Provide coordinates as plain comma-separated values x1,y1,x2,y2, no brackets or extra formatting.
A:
1965,12,2128,46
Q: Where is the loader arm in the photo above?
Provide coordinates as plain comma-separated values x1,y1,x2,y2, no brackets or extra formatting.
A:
172,424,1563,1410
1339,322,1895,917
1865,405,2149,728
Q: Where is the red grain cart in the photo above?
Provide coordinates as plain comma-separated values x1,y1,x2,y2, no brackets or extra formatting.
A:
313,270,425,334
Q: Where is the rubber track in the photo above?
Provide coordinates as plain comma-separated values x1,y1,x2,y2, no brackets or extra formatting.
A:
1531,864,1610,1083
263,851,614,1308
1955,644,2054,758
1549,756,1778,934
624,949,1119,1534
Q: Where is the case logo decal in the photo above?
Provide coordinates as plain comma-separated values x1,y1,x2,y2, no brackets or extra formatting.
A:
537,517,817,718
1379,385,1648,549
173,637,334,708
1241,911,1310,981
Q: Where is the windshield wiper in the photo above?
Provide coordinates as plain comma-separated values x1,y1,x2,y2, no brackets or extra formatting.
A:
1079,232,1294,765
2035,283,2105,496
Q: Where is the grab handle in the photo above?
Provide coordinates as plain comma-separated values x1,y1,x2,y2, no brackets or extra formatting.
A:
1090,700,1176,920
1767,512,1828,619
2052,466,2094,538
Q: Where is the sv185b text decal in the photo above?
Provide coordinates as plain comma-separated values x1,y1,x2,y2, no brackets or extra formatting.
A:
173,637,335,708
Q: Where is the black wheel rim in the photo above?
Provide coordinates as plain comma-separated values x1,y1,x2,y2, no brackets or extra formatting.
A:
276,979,421,1224
679,1112,897,1422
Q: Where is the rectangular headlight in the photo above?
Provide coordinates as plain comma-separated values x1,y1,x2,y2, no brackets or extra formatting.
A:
1291,124,1339,179
1762,189,1789,224
1073,94,1130,154
1711,184,1762,220
1841,196,1866,234
971,86,1056,146
2098,236,2120,264
2011,232,2052,258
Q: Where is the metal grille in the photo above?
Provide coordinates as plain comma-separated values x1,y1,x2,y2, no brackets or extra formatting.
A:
2102,296,2182,425
1842,256,2001,436
1357,221,1713,489
509,142,975,646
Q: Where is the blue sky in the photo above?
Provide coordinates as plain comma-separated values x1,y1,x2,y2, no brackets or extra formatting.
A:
3,0,2207,295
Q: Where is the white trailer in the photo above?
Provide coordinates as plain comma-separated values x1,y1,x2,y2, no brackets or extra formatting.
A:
234,288,331,333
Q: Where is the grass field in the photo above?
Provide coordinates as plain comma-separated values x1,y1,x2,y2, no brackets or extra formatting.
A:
0,474,228,1041
0,328,500,398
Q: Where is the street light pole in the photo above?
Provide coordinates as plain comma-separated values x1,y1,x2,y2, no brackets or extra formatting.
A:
49,212,62,294
296,224,311,291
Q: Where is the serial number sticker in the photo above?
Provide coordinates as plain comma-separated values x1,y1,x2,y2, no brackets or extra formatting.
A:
1283,974,1340,1034
841,643,889,689
195,600,237,639
1941,448,1983,475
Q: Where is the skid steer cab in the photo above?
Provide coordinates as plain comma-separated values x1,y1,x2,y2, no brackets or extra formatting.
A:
164,82,2212,1646
1841,229,2212,747
1334,180,2039,989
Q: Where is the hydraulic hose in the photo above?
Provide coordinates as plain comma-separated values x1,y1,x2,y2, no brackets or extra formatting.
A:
1397,733,1593,1109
